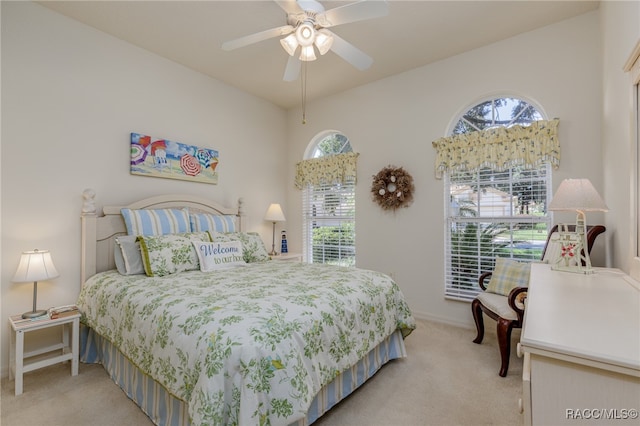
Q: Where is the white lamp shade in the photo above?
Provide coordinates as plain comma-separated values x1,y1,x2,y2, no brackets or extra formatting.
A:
548,179,609,212
314,30,333,55
264,204,286,222
280,34,298,56
12,249,59,283
299,45,317,61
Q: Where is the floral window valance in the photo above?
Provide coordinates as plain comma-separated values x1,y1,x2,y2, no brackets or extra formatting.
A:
431,119,560,179
295,152,359,189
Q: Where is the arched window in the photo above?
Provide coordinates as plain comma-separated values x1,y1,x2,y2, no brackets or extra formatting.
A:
306,131,352,158
443,97,552,301
300,131,356,266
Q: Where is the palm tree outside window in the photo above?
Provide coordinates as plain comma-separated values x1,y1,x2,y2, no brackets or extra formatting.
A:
439,97,554,301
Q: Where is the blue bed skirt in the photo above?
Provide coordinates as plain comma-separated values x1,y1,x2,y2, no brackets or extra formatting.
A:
80,325,407,426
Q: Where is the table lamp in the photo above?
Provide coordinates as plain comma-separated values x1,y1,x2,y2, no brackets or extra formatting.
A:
12,249,59,318
548,179,608,274
264,203,286,256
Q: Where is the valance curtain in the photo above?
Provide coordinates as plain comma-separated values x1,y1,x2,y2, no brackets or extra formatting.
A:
431,119,560,179
295,152,359,189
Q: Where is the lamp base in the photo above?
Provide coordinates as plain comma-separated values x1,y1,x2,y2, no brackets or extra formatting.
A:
22,309,48,319
269,221,278,257
551,217,594,275
551,264,595,275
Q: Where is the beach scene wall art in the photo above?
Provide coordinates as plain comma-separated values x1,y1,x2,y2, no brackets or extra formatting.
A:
130,132,219,184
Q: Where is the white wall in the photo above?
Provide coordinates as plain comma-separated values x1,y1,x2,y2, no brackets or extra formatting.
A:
3,0,637,379
286,11,604,326
600,1,640,274
1,2,287,376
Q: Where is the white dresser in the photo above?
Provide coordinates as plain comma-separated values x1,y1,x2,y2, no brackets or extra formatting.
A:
520,263,640,425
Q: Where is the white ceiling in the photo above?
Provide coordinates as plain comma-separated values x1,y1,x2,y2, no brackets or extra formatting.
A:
39,1,600,109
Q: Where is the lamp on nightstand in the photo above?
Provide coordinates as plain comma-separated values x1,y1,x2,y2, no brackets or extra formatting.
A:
548,179,608,274
12,249,59,319
264,203,286,256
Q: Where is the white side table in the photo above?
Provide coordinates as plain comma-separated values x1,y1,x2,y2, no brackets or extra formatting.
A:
270,253,302,262
8,313,80,395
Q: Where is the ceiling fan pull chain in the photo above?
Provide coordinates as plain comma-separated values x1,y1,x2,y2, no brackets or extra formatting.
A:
301,61,308,124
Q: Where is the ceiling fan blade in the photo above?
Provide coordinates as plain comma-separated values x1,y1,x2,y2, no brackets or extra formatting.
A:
222,25,294,51
327,31,373,71
274,0,304,15
283,55,302,81
318,0,389,28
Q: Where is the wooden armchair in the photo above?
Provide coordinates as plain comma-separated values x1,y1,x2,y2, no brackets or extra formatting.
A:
471,224,606,377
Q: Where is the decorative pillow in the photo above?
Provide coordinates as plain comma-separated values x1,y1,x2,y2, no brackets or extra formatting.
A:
121,208,190,236
192,241,246,272
189,213,236,233
114,235,145,275
211,232,270,263
486,257,531,296
138,232,211,277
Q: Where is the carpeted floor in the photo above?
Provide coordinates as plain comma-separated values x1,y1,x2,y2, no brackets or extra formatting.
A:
1,319,524,426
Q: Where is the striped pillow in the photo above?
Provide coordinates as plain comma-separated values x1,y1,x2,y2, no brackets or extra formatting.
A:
121,208,190,236
189,213,236,233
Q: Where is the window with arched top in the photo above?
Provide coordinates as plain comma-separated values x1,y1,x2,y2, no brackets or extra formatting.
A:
439,96,554,301
306,132,352,158
297,131,356,266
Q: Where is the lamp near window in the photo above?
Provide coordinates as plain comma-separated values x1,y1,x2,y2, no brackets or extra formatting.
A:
12,249,59,318
264,204,286,256
548,179,608,274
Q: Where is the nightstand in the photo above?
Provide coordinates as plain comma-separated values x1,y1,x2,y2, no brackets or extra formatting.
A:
270,253,302,262
8,313,80,395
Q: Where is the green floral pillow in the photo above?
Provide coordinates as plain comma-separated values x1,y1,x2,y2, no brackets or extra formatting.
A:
138,232,211,277
211,232,270,263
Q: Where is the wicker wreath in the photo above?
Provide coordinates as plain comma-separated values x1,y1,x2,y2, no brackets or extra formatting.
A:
371,165,414,211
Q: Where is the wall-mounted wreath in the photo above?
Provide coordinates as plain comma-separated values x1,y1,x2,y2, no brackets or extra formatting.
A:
371,165,414,211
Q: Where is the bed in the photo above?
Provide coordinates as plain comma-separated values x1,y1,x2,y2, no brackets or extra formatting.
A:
77,190,416,426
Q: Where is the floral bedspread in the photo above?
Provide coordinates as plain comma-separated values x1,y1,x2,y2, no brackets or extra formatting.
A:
77,261,415,426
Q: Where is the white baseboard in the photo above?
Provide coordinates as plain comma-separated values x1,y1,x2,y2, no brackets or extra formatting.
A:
410,309,514,340
411,310,474,330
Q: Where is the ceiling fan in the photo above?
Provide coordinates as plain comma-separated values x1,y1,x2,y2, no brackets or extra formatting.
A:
222,0,389,82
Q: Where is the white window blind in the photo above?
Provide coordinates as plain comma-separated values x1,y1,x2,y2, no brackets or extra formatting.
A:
445,165,551,301
302,178,356,266
438,97,553,301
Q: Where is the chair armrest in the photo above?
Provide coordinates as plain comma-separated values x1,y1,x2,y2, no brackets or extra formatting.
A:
478,272,492,291
507,286,528,323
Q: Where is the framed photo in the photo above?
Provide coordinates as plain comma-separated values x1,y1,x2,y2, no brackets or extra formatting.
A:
130,133,219,184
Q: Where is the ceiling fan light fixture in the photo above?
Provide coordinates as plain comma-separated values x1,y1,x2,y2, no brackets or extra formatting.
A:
280,34,299,56
314,30,333,55
296,21,316,47
299,45,317,61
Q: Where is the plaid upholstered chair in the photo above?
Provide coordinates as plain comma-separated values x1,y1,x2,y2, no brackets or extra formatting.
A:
471,224,605,377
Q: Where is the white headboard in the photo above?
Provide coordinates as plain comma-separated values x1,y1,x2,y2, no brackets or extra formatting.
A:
80,189,244,285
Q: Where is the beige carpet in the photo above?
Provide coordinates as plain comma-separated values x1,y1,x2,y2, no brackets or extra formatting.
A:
1,319,524,426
